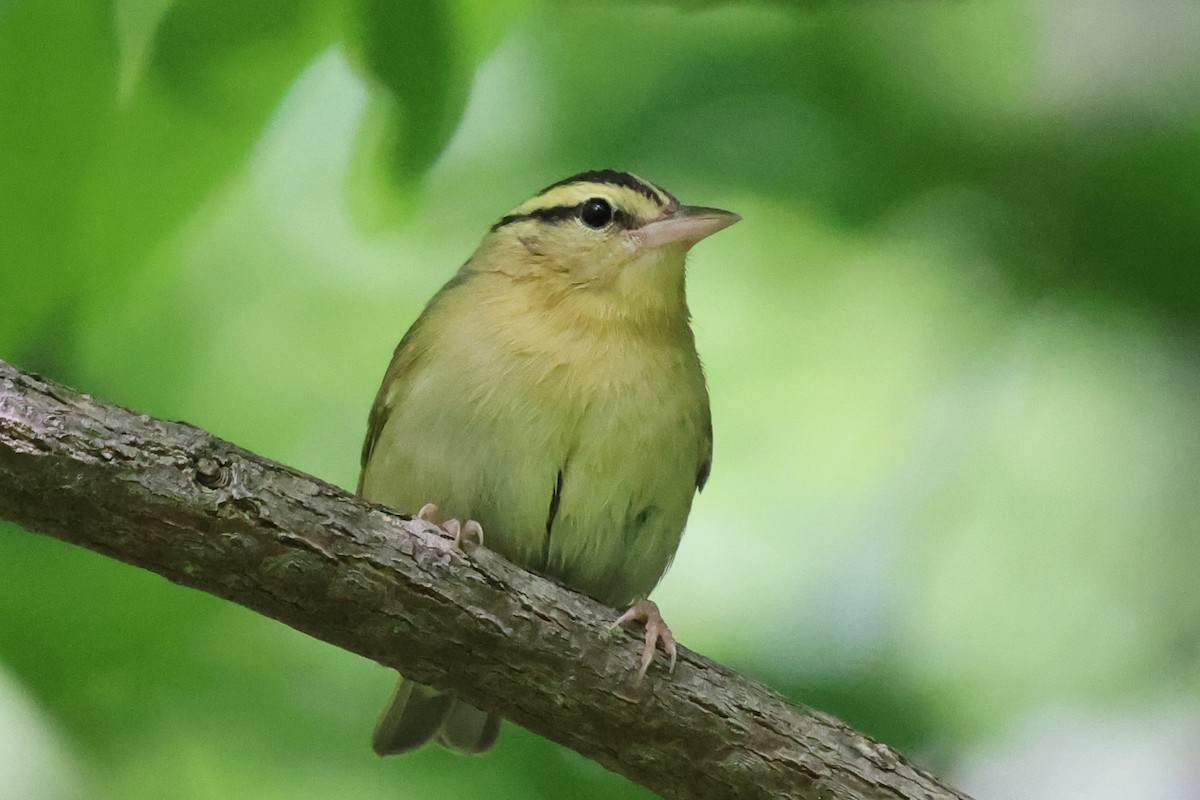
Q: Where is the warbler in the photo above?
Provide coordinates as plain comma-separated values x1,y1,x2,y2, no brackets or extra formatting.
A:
359,169,739,755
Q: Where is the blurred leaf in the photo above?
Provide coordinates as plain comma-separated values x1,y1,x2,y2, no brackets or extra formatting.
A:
342,0,527,224
1066,134,1200,320
76,0,340,325
349,0,462,184
113,0,176,102
0,0,115,363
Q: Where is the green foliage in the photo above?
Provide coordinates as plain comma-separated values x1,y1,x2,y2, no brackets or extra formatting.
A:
0,0,115,354
3,2,1199,798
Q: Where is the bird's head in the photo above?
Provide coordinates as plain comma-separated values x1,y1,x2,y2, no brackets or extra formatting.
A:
474,170,740,320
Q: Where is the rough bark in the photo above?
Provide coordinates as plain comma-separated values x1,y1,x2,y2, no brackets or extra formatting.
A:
0,358,971,800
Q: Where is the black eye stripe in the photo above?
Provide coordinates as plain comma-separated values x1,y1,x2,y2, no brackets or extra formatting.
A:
491,202,632,232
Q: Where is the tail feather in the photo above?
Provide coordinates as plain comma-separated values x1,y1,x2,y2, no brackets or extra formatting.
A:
372,679,453,756
372,677,502,756
437,701,502,753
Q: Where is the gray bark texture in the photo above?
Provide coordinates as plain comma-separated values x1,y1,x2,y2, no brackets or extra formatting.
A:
0,357,972,800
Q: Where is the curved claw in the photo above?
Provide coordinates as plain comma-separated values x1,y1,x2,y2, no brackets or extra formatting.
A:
439,517,484,551
610,599,677,679
462,520,484,547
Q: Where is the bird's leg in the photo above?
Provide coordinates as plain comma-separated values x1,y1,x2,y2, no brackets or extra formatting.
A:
610,599,677,679
413,503,484,551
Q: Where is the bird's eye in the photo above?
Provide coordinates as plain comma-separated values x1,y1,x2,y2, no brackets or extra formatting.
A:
579,198,614,229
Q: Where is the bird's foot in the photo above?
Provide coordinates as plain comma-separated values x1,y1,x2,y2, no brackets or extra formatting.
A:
609,599,677,679
415,503,484,551
442,518,484,549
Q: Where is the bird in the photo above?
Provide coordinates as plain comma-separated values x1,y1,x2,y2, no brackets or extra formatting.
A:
358,169,739,756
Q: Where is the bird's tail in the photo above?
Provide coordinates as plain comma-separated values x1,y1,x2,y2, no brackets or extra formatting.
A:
371,677,502,756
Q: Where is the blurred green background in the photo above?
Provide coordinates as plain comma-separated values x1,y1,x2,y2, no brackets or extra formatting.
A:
4,2,1200,798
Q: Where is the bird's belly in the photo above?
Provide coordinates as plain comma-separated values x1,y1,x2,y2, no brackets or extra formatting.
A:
361,340,705,608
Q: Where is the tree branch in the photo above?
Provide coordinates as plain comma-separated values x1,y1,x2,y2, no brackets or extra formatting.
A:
0,358,970,800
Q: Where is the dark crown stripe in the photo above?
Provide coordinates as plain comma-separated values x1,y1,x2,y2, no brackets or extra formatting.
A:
538,169,666,204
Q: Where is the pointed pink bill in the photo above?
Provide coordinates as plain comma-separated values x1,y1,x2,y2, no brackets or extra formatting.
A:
631,205,741,250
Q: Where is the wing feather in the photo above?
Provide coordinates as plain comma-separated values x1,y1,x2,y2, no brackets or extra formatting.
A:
357,268,473,494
